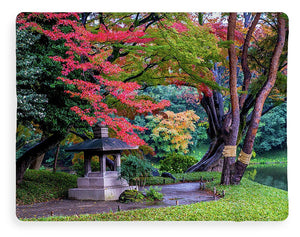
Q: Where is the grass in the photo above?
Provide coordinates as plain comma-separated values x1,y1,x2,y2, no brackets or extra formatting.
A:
17,170,288,221
145,171,219,185
16,170,77,205
250,149,287,164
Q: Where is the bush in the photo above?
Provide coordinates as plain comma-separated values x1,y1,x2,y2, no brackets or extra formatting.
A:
119,189,145,203
119,186,164,203
16,170,77,205
144,186,164,201
160,153,198,173
121,155,154,186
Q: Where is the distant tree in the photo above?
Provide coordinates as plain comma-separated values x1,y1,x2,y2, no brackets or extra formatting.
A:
144,110,200,158
253,103,286,154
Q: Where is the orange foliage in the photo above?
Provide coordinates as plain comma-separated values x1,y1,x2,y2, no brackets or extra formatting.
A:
151,110,200,153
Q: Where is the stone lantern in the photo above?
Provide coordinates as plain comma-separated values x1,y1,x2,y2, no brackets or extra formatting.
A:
66,123,138,201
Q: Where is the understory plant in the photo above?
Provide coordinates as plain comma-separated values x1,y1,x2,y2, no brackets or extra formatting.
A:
120,155,154,186
144,186,164,201
119,186,164,203
119,189,145,203
160,152,198,173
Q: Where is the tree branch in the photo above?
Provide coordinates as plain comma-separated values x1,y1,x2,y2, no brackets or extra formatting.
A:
70,130,91,140
122,57,168,83
242,13,286,154
240,13,261,108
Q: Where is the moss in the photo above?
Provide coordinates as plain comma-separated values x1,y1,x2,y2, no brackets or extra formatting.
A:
119,189,145,203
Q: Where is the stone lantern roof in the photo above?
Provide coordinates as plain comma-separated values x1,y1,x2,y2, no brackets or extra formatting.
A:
65,123,138,152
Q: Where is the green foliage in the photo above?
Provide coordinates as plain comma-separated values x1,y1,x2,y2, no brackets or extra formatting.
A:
244,168,257,181
154,13,222,90
16,29,50,123
16,170,77,205
16,26,89,144
145,171,220,185
253,103,287,154
144,186,164,201
247,14,287,97
142,85,203,114
120,155,155,186
160,153,198,173
133,86,209,159
218,40,235,49
16,124,42,159
250,149,287,164
71,159,100,177
188,144,210,161
119,186,164,203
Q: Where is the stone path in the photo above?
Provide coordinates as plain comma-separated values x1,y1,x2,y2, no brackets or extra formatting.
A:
16,182,218,219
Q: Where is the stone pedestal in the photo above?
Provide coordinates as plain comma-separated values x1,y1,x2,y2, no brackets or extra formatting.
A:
69,171,129,201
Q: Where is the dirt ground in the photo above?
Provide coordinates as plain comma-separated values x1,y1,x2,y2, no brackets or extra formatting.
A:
16,182,218,219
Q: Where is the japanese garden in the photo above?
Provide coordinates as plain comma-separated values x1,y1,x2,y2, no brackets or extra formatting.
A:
16,12,288,221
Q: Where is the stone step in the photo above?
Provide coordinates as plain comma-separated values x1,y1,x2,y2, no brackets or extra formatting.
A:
69,186,129,201
87,171,119,177
77,176,128,189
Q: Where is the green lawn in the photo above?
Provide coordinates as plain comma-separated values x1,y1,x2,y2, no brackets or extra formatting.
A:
18,170,288,221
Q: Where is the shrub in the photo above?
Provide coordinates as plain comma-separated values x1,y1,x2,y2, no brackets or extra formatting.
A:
160,153,198,173
144,186,164,201
120,155,154,186
119,189,145,203
16,170,77,205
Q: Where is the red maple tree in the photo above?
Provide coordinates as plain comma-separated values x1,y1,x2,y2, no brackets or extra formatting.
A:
17,13,170,146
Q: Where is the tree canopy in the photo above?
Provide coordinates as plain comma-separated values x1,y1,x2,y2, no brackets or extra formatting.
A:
16,12,287,185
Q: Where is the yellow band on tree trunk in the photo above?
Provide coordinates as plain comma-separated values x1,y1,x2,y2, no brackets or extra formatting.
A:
222,145,237,157
238,150,252,165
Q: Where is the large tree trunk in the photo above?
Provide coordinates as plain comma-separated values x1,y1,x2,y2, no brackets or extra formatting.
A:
29,154,45,170
52,145,60,173
239,13,261,108
220,13,240,185
232,13,286,184
29,135,46,170
16,131,67,184
186,89,225,172
186,139,224,172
